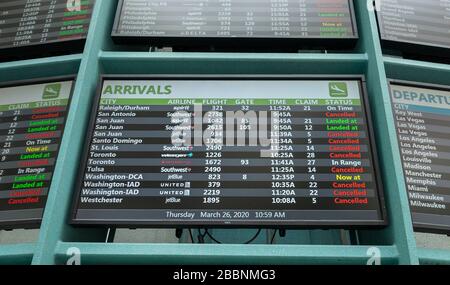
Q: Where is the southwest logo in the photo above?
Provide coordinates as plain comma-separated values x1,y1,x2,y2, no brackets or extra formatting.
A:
42,83,61,99
329,82,348,98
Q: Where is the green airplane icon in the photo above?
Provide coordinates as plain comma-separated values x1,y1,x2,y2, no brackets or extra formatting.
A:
42,83,61,99
329,82,348,98
331,85,345,93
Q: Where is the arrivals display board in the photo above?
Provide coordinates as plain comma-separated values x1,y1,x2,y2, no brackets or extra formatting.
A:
111,0,359,49
389,80,450,234
0,0,95,58
376,0,450,56
71,76,387,228
0,78,74,229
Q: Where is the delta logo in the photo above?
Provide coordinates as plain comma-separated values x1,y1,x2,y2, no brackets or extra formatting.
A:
329,82,348,98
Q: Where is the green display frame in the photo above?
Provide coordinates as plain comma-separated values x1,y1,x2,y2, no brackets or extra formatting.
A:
0,0,448,265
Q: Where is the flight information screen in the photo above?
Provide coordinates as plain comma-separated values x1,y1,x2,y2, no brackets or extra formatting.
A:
0,79,73,229
0,0,95,52
71,76,387,227
112,0,358,45
390,81,450,234
377,0,450,51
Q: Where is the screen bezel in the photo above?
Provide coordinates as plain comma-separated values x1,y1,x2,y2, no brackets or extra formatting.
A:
0,75,76,230
388,79,450,235
70,74,388,229
110,0,359,49
0,0,95,61
375,5,450,60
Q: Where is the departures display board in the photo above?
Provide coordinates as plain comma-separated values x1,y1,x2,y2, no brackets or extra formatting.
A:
71,76,387,227
0,78,74,229
390,80,450,234
0,0,95,57
377,0,450,55
111,0,358,48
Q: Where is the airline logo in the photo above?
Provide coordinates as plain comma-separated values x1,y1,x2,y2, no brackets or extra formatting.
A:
42,83,62,99
329,82,348,98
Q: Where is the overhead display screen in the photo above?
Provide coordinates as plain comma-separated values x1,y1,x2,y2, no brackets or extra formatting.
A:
389,80,450,234
0,0,95,55
71,76,387,227
377,0,450,53
0,78,74,229
111,0,358,48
